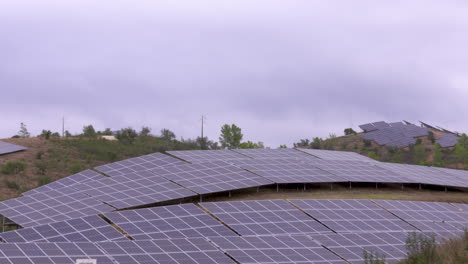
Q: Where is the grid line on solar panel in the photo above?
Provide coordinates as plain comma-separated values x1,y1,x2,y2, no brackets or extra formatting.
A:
0,141,27,155
312,231,409,263
209,235,347,264
0,242,116,264
373,200,468,232
72,172,197,209
0,187,115,228
104,203,237,240
95,152,186,177
289,199,417,233
23,170,107,196
360,124,430,147
0,215,126,243
231,159,345,183
167,150,251,163
231,148,320,160
97,237,236,264
296,149,377,162
201,200,332,236
152,161,273,195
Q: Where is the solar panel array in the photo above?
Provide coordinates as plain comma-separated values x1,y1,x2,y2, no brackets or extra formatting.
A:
290,199,417,233
373,200,468,232
167,150,251,163
210,235,346,264
23,170,106,196
233,159,343,183
201,200,332,236
232,148,319,160
436,133,460,148
0,215,125,243
360,121,430,147
104,204,236,240
72,172,197,209
0,186,114,228
0,141,27,155
95,152,186,177
296,149,376,162
152,161,273,195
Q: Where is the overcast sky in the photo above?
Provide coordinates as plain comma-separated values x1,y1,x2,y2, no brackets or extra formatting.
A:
1,1,468,147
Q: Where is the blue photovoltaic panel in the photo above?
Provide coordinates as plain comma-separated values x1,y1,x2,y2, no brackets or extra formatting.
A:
360,122,430,147
374,200,468,232
0,215,125,243
104,204,236,240
232,158,344,183
152,161,273,195
290,199,417,233
0,186,114,227
231,148,319,160
209,235,346,264
167,150,251,163
359,123,377,132
95,152,186,177
201,200,331,236
436,133,459,148
23,170,107,195
97,238,236,264
296,149,377,162
73,171,197,209
0,140,27,155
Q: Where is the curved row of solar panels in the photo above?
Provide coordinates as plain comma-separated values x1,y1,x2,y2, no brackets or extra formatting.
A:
0,199,466,263
1,149,467,229
0,141,27,156
359,121,431,147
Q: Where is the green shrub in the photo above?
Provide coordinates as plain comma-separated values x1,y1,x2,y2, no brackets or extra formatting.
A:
1,161,27,175
68,161,83,174
3,179,20,190
34,161,48,175
363,250,386,264
363,139,372,147
401,232,438,264
37,175,52,186
35,151,44,160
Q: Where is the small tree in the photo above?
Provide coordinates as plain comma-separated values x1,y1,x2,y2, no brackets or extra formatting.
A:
239,141,264,149
140,126,152,137
64,130,72,137
311,137,322,149
293,139,310,148
279,144,287,148
82,125,97,138
219,124,243,149
344,128,357,135
116,127,138,144
160,129,176,141
427,131,435,144
363,250,386,264
18,122,31,138
403,232,438,264
413,144,426,164
433,143,443,167
102,128,113,135
368,151,379,160
39,130,52,140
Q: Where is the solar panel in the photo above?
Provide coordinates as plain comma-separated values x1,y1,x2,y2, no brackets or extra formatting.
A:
231,148,319,160
95,152,186,177
97,237,236,264
0,215,125,243
372,121,391,130
73,172,197,209
209,235,346,264
307,160,409,183
167,150,251,163
290,199,417,233
232,159,344,183
313,231,409,263
0,141,27,155
296,149,377,162
359,123,377,132
104,203,236,240
0,186,114,227
152,161,273,195
23,170,107,195
0,242,115,264
436,133,459,148
201,200,332,236
360,124,430,147
451,203,468,212
373,200,468,232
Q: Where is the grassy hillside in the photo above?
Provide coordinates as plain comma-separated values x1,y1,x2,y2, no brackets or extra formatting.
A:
0,136,198,200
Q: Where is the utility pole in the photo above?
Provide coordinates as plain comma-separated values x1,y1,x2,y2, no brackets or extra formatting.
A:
201,115,205,139
201,115,206,149
62,117,65,137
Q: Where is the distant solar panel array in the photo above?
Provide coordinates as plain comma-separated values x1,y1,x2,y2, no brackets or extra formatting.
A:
436,133,460,148
0,141,27,155
0,199,466,263
360,121,430,147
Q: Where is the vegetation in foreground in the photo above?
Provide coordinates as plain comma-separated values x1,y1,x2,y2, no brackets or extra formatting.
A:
364,230,468,264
